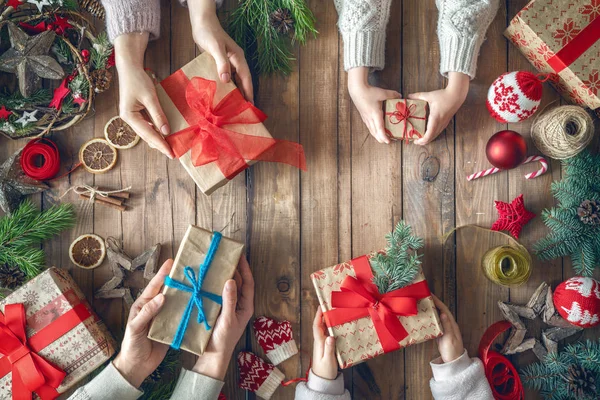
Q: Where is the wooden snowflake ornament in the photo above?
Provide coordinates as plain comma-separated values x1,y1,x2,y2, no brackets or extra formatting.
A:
491,194,535,239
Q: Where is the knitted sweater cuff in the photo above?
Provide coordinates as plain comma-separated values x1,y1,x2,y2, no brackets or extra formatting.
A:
439,33,484,79
102,0,161,42
342,30,386,71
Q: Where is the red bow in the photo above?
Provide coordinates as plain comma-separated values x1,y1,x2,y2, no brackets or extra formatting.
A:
385,100,425,143
0,304,65,400
324,256,431,353
164,74,306,179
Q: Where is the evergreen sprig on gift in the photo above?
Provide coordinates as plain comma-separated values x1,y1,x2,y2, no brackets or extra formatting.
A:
0,201,75,278
370,221,423,294
227,0,317,75
521,340,600,400
534,150,600,276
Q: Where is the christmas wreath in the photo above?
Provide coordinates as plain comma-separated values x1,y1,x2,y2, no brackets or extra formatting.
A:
0,0,113,139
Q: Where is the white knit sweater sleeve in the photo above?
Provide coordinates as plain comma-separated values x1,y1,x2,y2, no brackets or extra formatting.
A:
429,350,494,400
436,0,500,79
334,0,392,71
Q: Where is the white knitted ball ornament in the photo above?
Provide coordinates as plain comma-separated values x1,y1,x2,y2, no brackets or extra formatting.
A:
487,71,547,123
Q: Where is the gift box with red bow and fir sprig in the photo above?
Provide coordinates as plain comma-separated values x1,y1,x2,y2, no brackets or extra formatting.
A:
311,221,442,369
156,53,307,196
384,99,427,143
0,267,116,399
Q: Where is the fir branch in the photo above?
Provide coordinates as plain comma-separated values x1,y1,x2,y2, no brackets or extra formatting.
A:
91,32,112,70
52,39,73,65
0,89,52,110
61,97,76,114
0,201,76,278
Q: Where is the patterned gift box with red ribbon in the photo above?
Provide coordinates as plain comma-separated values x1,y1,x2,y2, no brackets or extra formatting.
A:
0,268,116,399
311,255,442,369
156,53,306,196
505,0,600,115
384,99,427,143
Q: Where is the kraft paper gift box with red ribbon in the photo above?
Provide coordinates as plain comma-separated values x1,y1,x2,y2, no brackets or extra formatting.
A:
156,53,307,196
505,0,600,116
311,255,443,369
384,99,427,143
0,267,116,399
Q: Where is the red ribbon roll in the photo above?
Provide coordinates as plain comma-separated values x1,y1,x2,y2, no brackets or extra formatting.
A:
324,255,431,353
20,139,61,181
478,321,524,400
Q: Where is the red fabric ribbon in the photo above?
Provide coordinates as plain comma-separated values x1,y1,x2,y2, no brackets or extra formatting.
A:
323,256,431,353
0,302,92,400
163,72,306,180
478,321,524,400
385,99,425,144
547,15,600,73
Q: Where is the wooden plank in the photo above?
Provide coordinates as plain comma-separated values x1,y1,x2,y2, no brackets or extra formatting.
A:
454,1,509,362
402,0,456,398
348,1,403,398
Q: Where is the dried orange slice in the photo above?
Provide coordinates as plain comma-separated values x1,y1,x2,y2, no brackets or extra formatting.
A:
79,138,118,174
104,116,140,149
69,234,106,269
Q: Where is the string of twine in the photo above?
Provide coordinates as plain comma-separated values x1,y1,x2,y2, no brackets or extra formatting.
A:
443,225,532,288
61,185,131,202
531,105,594,160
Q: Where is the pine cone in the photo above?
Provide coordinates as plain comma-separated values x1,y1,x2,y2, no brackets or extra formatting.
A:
565,364,596,397
270,8,294,35
91,69,112,93
79,0,106,20
577,200,600,226
0,264,26,290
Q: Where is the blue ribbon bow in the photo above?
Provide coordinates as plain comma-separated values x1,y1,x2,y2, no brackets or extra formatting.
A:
164,231,223,350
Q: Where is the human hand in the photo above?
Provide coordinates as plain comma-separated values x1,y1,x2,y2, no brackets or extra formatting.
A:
348,67,401,144
311,308,338,380
408,72,469,146
432,294,464,364
113,259,173,387
188,0,253,102
114,33,174,158
192,256,254,381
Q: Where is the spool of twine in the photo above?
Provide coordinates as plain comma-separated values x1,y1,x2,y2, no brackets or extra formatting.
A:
531,105,594,160
482,244,532,287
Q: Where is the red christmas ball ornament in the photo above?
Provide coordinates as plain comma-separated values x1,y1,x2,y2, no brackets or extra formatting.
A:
485,130,527,170
553,277,600,328
81,49,90,62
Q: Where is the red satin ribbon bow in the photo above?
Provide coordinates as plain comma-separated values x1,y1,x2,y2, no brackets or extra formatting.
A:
0,304,66,400
164,75,306,179
385,100,425,143
324,256,431,353
478,321,524,400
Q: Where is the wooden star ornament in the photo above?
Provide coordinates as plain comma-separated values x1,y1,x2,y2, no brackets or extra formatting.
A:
491,194,535,239
0,149,48,214
498,282,582,361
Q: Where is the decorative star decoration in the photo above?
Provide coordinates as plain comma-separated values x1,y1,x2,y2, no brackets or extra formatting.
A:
491,194,535,239
26,0,51,12
6,0,25,9
0,106,12,120
49,78,70,110
0,149,48,214
95,237,161,308
18,21,47,34
498,282,582,361
72,93,87,106
52,16,72,35
15,110,38,127
0,23,65,97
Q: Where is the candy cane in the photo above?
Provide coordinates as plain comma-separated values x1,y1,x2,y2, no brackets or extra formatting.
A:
467,155,548,181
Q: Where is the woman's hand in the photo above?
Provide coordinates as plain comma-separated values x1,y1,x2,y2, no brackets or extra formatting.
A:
348,67,401,144
114,33,174,158
188,0,253,102
113,260,173,387
192,256,254,381
409,72,469,146
311,308,338,380
432,294,464,363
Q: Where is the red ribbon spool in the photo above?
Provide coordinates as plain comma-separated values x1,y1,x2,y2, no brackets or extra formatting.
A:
20,139,61,181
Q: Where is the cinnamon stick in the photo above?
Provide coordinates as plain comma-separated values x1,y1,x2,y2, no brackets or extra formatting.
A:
79,193,123,206
109,191,130,199
79,194,126,211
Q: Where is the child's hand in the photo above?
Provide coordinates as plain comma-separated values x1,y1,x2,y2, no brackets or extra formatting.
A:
311,308,338,380
408,72,470,146
432,294,464,363
348,67,401,144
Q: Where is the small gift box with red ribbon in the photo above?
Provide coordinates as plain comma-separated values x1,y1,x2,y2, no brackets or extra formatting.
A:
156,53,307,195
0,268,116,399
311,255,442,369
384,99,427,143
505,0,600,115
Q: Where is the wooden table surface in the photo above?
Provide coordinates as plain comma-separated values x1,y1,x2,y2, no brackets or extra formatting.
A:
1,0,599,399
